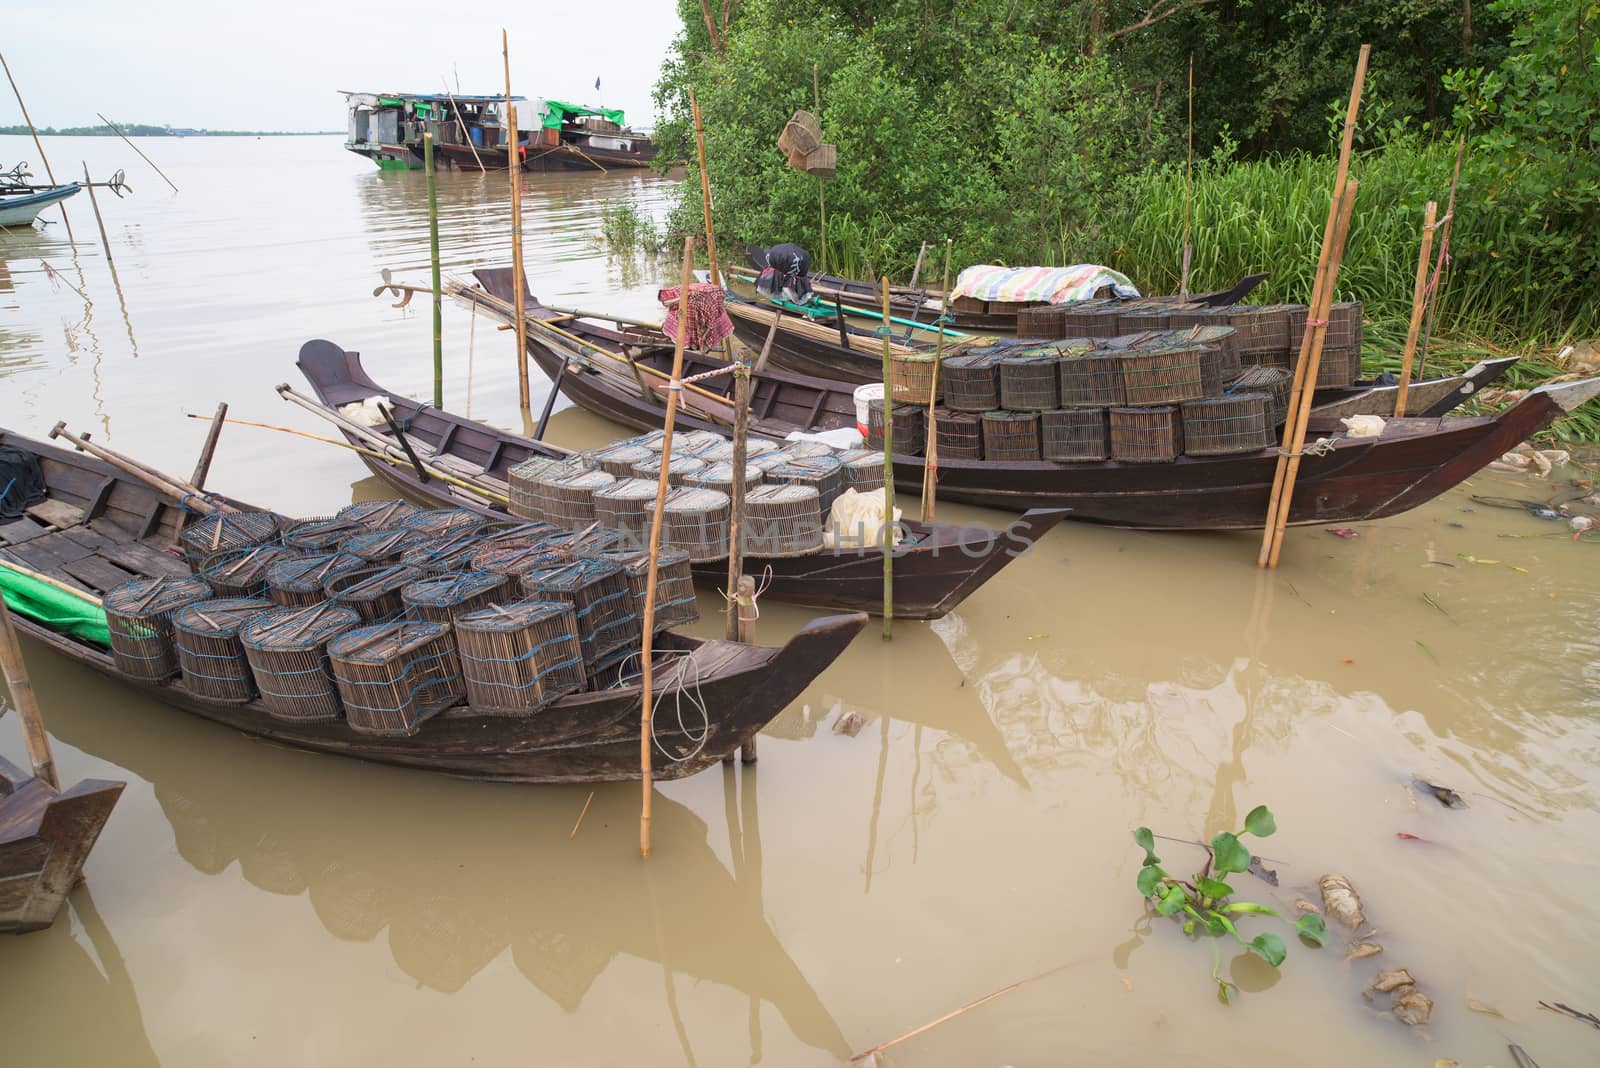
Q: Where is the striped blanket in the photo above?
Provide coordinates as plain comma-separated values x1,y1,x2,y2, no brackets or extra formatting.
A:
951,264,1141,304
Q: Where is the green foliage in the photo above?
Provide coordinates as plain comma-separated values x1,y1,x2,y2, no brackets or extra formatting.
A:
599,197,669,255
1133,805,1323,1000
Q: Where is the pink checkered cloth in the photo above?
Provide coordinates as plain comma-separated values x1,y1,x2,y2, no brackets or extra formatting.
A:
659,283,734,351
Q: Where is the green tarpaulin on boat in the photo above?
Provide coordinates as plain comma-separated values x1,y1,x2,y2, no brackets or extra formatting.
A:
0,562,110,647
541,101,626,130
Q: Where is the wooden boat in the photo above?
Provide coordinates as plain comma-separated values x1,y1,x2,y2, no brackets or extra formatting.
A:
0,183,79,228
464,270,1600,530
0,428,866,783
0,753,123,933
295,341,1066,619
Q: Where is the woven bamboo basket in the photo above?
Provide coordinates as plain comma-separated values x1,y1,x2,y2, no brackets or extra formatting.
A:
178,511,281,566
1059,352,1127,408
981,411,1041,461
1061,302,1125,338
951,295,987,317
538,468,619,531
867,400,926,455
1228,366,1293,425
593,477,661,543
941,353,1002,412
1313,301,1362,352
329,621,463,736
890,353,940,402
589,442,656,478
103,576,215,681
520,559,641,670
999,354,1061,411
772,440,836,461
744,484,825,557
1116,304,1172,333
663,487,732,562
575,544,699,631
1110,406,1184,463
173,597,275,702
1316,347,1362,387
687,439,738,463
240,602,361,722
402,571,516,626
1180,393,1274,456
778,109,822,156
342,527,428,565
336,499,421,530
933,408,983,459
455,602,586,714
1227,305,1288,356
683,461,764,497
199,545,301,599
1171,325,1243,378
804,143,836,179
1016,303,1068,338
749,451,793,475
398,528,493,573
631,454,708,488
766,455,844,515
1041,408,1110,462
671,430,727,455
265,551,364,607
1166,306,1233,332
281,516,368,553
1121,346,1205,406
324,564,424,622
836,449,888,491
508,456,586,521
400,508,489,538
1198,345,1229,396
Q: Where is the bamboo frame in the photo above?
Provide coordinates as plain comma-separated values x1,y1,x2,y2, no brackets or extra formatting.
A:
502,31,530,410
1393,201,1439,417
425,133,444,408
0,597,58,788
880,278,894,636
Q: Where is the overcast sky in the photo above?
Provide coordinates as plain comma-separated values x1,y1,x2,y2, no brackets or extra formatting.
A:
7,0,683,131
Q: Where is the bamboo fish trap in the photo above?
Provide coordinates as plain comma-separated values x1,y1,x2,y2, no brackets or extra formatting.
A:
241,602,361,722
401,570,516,626
1176,325,1243,379
1180,393,1274,456
771,440,836,461
1058,352,1126,408
329,621,463,736
454,601,586,714
743,484,825,557
508,456,587,521
468,532,566,577
1120,346,1206,406
173,597,275,703
281,516,367,553
1315,347,1362,387
941,353,1003,412
683,461,765,497
767,455,844,515
577,543,699,631
981,411,1041,461
890,353,940,402
1116,304,1173,333
1041,408,1110,462
631,454,708,488
401,508,489,538
867,400,926,456
342,527,428,565
265,551,364,607
933,409,983,459
336,499,421,529
593,478,661,543
1061,302,1125,338
520,559,641,670
1294,300,1363,353
399,528,495,573
1110,406,1184,462
663,487,732,562
669,429,727,455
103,576,215,680
537,468,618,531
1227,304,1288,359
323,564,424,622
836,449,887,492
1016,303,1068,338
589,442,657,478
198,544,301,599
178,511,281,566
1229,365,1294,425
999,354,1061,411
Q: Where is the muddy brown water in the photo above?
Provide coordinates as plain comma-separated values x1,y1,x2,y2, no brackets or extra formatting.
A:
3,134,1599,1066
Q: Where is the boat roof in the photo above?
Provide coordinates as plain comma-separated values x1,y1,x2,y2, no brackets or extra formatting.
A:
340,91,525,104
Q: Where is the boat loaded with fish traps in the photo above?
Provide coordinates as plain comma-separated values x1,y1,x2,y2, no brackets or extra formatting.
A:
0,428,865,784
460,269,1600,530
293,342,1066,620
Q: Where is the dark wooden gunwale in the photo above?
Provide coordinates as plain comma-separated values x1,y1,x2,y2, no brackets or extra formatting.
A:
466,270,1581,531
0,753,123,933
296,342,1068,620
0,430,866,784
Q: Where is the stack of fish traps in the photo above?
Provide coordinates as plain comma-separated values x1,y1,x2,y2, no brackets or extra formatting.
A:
328,621,463,736
336,499,420,530
199,545,300,598
744,484,825,556
177,511,281,567
577,543,699,631
401,508,487,539
632,454,708,488
889,353,940,403
766,455,844,514
173,597,275,702
281,516,367,553
401,527,499,573
103,576,214,680
454,601,586,714
265,552,364,607
520,559,641,677
506,456,585,520
241,602,362,722
591,442,656,478
867,399,926,456
324,564,423,622
342,527,427,565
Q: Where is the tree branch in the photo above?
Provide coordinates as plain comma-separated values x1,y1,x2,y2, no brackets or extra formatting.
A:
698,0,724,53
1105,0,1219,41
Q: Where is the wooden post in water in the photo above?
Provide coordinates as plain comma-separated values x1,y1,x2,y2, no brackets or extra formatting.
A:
1393,201,1439,417
2,51,74,242
921,239,952,521
0,598,59,790
880,277,894,636
735,573,758,763
190,401,228,489
502,31,531,411
1257,44,1369,568
641,237,696,857
81,165,119,276
424,133,444,408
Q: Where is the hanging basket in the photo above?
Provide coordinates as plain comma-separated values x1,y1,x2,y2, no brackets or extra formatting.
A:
778,109,823,157
804,144,837,179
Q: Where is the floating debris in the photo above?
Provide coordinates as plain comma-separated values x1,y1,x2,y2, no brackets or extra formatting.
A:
1538,1000,1600,1031
832,710,865,737
1373,969,1416,993
1348,943,1383,960
1319,874,1365,928
1412,776,1468,809
1395,988,1435,1025
1467,995,1508,1019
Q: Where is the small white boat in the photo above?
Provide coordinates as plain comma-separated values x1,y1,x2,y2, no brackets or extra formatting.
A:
0,163,81,229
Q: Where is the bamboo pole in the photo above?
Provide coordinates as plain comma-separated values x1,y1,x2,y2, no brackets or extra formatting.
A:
2,51,74,241
94,113,178,194
440,78,487,172
735,573,758,763
48,421,236,514
1257,44,1369,567
1180,53,1194,299
813,62,826,274
880,277,894,637
424,133,444,408
502,31,531,411
0,597,60,790
189,401,228,489
1393,201,1439,417
642,237,696,858
921,239,953,521
1417,135,1465,379
81,164,120,283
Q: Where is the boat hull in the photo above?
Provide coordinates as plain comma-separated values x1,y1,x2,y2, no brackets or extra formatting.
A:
0,184,80,227
0,755,123,934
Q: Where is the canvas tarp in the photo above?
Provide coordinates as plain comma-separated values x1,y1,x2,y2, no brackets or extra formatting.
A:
541,101,627,130
0,561,110,646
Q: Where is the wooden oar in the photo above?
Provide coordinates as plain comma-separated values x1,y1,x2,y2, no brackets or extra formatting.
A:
48,422,236,515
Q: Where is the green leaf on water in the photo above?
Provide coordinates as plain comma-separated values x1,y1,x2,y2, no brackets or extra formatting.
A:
1133,826,1161,867
1296,912,1329,946
1196,877,1234,901
1157,885,1188,916
1221,901,1279,917
1211,832,1252,875
1137,864,1167,897
1248,932,1287,967
1243,805,1277,838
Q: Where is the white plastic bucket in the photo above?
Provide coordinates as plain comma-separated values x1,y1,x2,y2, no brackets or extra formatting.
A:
853,383,884,438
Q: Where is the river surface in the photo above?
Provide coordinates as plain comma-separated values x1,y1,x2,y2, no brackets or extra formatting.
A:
3,134,1599,1067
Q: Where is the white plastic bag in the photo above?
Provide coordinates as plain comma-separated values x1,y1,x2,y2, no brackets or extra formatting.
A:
338,397,389,427
1340,414,1386,438
785,426,863,450
824,488,901,548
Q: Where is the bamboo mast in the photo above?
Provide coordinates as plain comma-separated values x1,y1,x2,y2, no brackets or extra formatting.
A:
0,598,60,790
1417,135,1465,379
1257,44,1369,568
813,63,826,274
921,239,952,521
2,51,74,241
641,237,697,857
880,277,894,637
1180,53,1194,299
95,113,179,193
424,133,444,408
440,78,487,172
502,31,531,411
1393,201,1439,417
